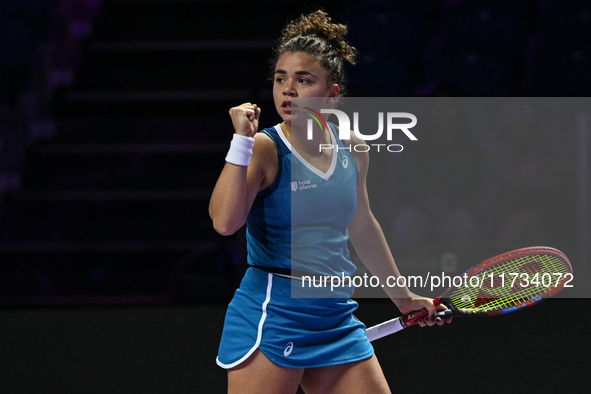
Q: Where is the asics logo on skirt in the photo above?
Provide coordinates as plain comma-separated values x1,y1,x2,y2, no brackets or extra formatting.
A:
284,342,294,357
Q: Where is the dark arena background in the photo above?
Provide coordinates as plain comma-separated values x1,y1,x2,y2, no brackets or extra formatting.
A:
1,0,590,393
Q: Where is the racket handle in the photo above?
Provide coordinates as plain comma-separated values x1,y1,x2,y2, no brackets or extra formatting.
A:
402,298,441,327
401,307,430,327
366,299,446,342
366,317,405,342
366,310,450,341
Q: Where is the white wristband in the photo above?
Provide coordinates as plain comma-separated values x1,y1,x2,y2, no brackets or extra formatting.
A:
225,134,255,166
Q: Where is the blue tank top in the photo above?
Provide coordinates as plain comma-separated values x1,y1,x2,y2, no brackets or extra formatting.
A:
246,123,359,277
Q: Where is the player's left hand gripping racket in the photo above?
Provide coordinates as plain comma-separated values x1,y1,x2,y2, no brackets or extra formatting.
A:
366,246,573,342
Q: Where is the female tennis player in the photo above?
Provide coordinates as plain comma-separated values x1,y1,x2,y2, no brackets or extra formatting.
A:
209,10,450,394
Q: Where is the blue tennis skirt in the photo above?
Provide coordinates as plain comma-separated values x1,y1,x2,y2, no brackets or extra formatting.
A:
216,267,374,369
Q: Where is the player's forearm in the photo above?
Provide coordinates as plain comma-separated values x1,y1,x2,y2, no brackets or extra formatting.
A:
349,217,413,301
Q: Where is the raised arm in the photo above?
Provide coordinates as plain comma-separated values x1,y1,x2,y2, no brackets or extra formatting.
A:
209,103,278,235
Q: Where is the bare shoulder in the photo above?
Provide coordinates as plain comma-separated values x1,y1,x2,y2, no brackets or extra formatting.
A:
254,130,275,147
347,132,369,175
253,131,277,162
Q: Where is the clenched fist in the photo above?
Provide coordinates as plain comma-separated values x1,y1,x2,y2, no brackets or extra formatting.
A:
229,103,261,138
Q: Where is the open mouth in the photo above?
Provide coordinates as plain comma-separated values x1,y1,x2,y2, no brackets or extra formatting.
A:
282,101,299,108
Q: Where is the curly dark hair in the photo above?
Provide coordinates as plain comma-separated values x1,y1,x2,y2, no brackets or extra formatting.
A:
271,10,357,96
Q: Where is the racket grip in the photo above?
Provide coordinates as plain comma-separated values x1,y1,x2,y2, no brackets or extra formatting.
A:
402,298,441,327
401,307,429,327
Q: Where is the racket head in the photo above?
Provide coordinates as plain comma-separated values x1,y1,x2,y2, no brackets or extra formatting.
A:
439,246,572,316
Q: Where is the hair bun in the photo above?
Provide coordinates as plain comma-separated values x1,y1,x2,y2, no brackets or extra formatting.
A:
280,10,357,65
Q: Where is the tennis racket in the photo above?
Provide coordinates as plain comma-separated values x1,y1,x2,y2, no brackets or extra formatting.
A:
366,246,573,342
